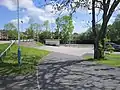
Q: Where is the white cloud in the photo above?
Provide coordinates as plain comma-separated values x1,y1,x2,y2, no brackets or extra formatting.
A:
45,5,53,12
10,16,30,25
0,0,17,11
0,0,56,24
38,16,55,23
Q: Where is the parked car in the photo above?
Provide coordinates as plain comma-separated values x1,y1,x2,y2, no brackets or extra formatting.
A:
105,42,120,52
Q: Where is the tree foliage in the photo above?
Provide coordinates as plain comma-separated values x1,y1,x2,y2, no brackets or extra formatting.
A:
43,0,120,59
107,14,120,42
4,23,17,31
39,31,52,43
55,15,74,43
43,20,50,31
26,23,42,41
4,23,18,40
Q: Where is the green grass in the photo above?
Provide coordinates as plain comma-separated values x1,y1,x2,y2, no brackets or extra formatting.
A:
97,54,120,67
96,59,120,67
0,44,49,76
83,55,93,60
84,54,120,67
36,42,44,46
0,43,10,53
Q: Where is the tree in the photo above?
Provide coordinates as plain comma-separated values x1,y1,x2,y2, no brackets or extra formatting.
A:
7,30,18,40
4,23,17,31
26,23,41,41
42,20,52,39
43,20,50,31
44,0,120,59
83,24,101,40
4,23,18,40
55,15,74,44
79,32,87,41
112,14,120,41
32,23,41,41
107,14,120,42
95,0,119,59
107,24,116,41
39,31,52,43
54,17,61,39
72,32,79,43
25,27,34,39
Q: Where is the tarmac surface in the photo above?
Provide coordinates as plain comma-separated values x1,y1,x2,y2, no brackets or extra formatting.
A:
0,44,120,90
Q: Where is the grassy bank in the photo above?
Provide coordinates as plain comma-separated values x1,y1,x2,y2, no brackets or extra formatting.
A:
0,43,10,53
84,54,120,67
97,54,120,67
0,44,49,76
36,42,44,46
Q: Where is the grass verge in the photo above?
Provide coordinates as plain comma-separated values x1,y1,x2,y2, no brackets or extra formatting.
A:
84,54,120,67
0,43,10,53
36,42,44,46
0,44,49,76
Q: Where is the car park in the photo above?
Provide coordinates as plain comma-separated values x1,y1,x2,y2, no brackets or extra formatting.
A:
105,42,120,52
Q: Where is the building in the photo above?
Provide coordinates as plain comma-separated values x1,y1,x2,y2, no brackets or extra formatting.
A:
0,30,8,40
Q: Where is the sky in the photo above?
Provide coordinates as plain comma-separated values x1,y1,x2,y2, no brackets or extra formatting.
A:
0,0,119,33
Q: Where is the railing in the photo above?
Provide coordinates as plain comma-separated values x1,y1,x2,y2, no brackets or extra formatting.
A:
0,40,15,61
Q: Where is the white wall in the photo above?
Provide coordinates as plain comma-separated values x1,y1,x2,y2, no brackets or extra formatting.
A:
45,39,60,46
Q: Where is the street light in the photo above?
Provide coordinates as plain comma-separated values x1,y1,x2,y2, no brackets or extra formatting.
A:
17,0,21,66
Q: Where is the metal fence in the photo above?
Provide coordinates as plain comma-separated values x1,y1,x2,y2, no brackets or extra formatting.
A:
0,40,15,61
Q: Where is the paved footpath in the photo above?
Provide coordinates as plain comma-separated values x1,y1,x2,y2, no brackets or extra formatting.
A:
37,52,120,90
0,52,120,90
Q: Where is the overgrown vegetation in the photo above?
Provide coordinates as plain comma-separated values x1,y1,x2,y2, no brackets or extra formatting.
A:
0,44,49,76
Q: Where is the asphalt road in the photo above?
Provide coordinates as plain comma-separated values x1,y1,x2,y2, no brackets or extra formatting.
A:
0,41,10,44
0,44,120,90
37,45,94,57
37,52,120,90
37,44,120,56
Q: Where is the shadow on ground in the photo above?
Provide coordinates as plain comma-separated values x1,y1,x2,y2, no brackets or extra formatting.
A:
0,54,39,90
0,54,40,76
38,59,120,90
0,52,120,90
0,74,37,90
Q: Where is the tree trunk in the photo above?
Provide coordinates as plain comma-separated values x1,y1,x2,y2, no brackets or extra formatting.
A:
92,0,101,59
99,18,108,59
94,38,103,59
94,38,99,59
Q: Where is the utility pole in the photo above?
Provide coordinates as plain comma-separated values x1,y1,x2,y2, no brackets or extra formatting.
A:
17,0,21,66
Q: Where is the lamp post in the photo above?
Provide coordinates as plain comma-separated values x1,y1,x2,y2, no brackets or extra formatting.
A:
17,0,21,66
50,21,52,39
21,21,23,41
